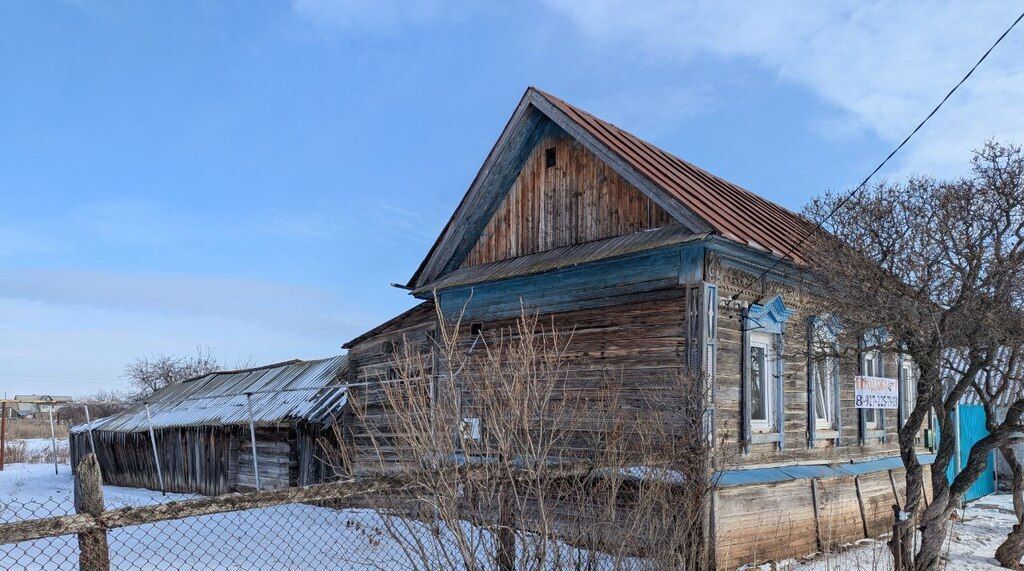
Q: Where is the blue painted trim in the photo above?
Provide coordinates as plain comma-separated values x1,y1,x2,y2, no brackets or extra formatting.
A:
715,454,937,488
747,295,795,335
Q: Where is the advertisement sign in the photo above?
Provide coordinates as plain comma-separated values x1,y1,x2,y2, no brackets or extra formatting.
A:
854,375,899,409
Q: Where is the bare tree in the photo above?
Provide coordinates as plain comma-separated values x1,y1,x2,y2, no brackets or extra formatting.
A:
340,305,719,570
970,348,1024,569
803,141,1024,570
123,346,223,398
57,389,133,425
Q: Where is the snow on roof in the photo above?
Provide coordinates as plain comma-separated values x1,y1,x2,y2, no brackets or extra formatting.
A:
71,356,348,434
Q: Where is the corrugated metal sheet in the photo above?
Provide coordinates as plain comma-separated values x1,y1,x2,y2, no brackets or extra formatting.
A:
534,88,818,264
415,225,707,294
72,356,348,434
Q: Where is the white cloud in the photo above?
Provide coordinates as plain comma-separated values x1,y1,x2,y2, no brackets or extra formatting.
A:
0,269,390,396
543,0,1024,177
0,269,361,338
582,85,716,138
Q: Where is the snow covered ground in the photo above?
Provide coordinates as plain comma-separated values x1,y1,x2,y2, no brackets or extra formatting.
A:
2,458,1018,570
750,493,1018,570
0,462,639,571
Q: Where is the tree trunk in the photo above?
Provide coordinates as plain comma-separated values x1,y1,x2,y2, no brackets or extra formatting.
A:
996,445,1024,569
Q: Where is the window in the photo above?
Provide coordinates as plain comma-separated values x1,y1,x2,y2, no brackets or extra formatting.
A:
862,350,882,428
749,332,776,430
545,147,557,168
813,354,837,427
901,356,916,426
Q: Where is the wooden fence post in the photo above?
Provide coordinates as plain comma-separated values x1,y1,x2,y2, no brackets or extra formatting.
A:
74,454,109,571
496,483,515,571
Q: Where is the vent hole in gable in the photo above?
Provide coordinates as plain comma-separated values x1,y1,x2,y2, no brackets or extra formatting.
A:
545,147,556,168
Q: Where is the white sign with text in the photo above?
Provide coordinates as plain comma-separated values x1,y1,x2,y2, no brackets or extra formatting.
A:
854,375,899,409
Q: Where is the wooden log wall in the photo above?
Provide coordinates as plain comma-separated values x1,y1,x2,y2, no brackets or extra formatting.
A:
345,304,437,473
714,266,928,466
714,465,935,570
295,422,348,486
463,129,674,268
237,424,295,491
70,426,238,495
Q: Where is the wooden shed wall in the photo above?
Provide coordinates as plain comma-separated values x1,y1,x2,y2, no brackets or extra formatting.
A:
463,129,674,268
237,424,295,491
70,425,239,496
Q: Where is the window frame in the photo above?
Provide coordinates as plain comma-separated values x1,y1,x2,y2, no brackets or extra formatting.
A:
812,353,837,429
900,355,916,427
749,331,776,432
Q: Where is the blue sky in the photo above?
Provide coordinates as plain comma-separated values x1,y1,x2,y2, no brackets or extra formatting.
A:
2,1,1023,396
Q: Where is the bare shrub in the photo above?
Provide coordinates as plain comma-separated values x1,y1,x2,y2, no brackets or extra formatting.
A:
341,305,717,570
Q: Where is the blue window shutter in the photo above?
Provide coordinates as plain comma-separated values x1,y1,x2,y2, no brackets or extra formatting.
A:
807,317,816,449
833,341,841,446
776,328,785,450
740,307,751,455
878,351,887,443
897,354,906,429
858,336,866,445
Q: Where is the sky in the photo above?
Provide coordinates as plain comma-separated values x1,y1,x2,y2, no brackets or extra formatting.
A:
1,1,1023,397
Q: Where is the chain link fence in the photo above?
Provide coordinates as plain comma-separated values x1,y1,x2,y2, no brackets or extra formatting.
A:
0,462,651,570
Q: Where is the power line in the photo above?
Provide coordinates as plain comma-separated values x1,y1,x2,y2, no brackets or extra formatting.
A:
731,9,1024,301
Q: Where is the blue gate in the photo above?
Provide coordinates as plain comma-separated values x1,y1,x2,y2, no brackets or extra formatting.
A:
945,404,995,501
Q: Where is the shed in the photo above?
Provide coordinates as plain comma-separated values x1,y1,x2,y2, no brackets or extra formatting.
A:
70,356,349,495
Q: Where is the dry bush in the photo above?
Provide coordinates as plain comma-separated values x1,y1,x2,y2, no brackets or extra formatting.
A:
6,419,68,440
2,440,29,464
338,305,718,571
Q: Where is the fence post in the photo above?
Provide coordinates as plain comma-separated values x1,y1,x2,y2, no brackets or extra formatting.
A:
1,400,7,471
74,454,110,571
47,397,59,475
83,404,96,455
496,482,515,571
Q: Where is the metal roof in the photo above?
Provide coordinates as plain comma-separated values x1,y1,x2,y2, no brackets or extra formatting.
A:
72,356,348,434
414,224,707,295
533,88,818,264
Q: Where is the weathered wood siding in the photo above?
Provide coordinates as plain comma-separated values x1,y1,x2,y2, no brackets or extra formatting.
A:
70,426,238,495
345,306,437,472
714,266,923,466
237,425,295,491
463,129,674,268
715,465,935,570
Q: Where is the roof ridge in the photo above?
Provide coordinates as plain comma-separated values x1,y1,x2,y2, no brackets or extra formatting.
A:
531,87,816,262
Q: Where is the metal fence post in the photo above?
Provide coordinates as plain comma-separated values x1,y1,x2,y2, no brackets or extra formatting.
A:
47,397,58,475
83,404,96,455
144,403,165,494
74,453,110,571
245,393,261,491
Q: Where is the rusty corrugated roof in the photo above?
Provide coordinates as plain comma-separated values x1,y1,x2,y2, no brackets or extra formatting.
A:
532,88,817,263
72,356,349,433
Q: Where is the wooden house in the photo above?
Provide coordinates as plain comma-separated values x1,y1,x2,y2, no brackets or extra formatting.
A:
69,356,348,495
343,88,935,568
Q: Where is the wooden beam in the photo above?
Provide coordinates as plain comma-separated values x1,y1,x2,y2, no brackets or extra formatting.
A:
0,478,404,544
854,475,870,539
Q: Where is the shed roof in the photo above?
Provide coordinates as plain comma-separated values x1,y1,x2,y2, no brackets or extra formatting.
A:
72,356,348,434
